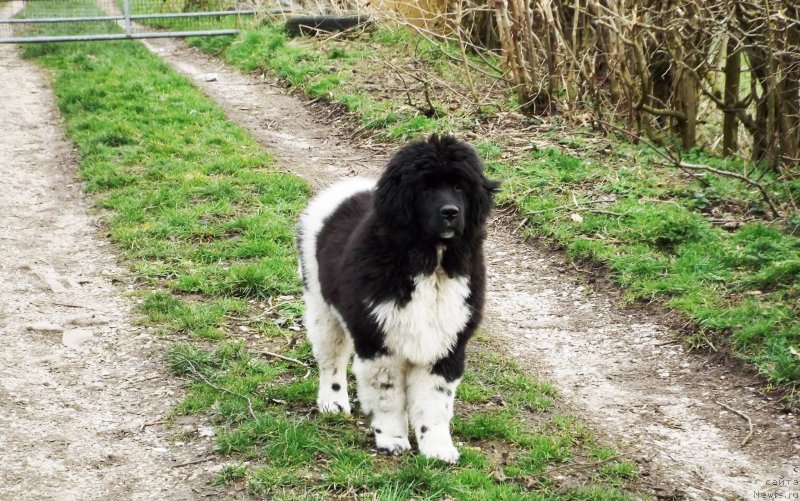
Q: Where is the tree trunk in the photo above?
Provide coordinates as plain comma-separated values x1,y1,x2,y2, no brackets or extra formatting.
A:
649,49,672,130
747,48,777,168
675,69,698,150
723,38,741,157
778,5,800,167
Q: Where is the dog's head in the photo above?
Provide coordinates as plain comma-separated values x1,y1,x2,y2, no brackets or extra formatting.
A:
375,135,500,241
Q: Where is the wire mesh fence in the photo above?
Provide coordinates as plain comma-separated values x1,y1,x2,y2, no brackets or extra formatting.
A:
0,0,257,43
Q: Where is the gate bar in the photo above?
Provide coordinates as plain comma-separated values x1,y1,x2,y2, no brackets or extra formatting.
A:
0,11,256,24
1,16,124,24
0,30,240,44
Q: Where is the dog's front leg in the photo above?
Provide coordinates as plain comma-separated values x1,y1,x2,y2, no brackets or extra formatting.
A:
353,354,410,455
407,365,460,463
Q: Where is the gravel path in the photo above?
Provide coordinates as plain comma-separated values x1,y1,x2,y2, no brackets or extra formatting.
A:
0,14,223,499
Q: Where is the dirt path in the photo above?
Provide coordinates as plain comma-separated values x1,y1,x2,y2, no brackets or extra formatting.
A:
0,16,227,500
140,39,800,499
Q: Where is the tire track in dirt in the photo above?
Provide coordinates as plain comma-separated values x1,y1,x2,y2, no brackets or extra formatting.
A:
140,38,800,499
0,16,224,500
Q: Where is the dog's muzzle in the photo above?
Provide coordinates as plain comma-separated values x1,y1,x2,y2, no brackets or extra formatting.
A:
439,205,461,239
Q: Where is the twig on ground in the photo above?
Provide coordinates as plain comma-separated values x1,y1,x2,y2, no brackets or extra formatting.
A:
53,302,87,309
547,453,621,473
520,199,614,214
654,161,781,219
258,350,310,368
586,209,623,217
714,400,755,447
599,120,782,219
654,340,680,347
172,456,216,468
139,420,165,432
180,357,258,421
639,197,682,207
571,261,590,274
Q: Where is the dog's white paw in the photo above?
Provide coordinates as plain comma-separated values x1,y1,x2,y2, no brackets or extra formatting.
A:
417,428,460,463
419,441,460,463
317,396,351,414
375,432,411,456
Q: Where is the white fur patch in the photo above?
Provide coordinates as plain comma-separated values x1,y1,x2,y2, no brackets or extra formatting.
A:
370,269,471,365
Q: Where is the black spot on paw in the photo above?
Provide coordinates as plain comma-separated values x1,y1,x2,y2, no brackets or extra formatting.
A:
420,425,428,433
332,383,341,391
333,402,343,412
380,383,394,390
375,428,382,434
436,385,453,396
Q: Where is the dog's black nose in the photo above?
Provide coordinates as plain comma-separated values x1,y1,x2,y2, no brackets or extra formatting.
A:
440,205,459,220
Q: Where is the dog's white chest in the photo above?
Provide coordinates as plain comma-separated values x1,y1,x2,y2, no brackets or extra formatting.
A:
370,270,471,365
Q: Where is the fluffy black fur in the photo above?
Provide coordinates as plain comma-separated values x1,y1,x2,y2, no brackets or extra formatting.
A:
313,135,499,381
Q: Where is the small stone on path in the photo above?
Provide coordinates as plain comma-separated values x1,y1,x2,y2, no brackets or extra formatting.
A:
61,328,94,348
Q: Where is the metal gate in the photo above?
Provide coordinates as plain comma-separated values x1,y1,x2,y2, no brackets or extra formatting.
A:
0,0,256,43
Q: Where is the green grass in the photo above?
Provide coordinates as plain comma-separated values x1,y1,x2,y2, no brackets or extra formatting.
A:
170,340,639,499
190,21,800,399
21,1,645,498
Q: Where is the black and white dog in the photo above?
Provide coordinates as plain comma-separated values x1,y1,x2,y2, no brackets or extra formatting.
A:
296,135,498,463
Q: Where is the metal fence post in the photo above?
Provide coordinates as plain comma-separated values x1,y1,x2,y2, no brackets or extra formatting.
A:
123,0,131,37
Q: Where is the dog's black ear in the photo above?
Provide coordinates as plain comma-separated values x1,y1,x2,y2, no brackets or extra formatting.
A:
375,168,415,228
375,139,429,228
471,176,500,228
458,141,500,229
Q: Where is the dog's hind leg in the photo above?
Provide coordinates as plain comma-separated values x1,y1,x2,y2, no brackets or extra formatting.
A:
407,365,461,463
305,295,353,414
353,355,411,456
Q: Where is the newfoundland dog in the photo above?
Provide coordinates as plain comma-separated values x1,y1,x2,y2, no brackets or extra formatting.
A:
296,135,498,463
